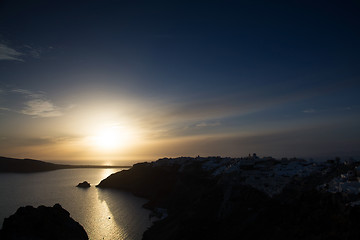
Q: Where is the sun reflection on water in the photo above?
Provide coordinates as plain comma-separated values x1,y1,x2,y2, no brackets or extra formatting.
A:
81,168,130,240
87,190,127,240
77,168,149,240
100,168,119,181
0,168,150,240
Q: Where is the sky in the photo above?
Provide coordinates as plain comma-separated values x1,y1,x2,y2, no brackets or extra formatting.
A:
0,0,359,164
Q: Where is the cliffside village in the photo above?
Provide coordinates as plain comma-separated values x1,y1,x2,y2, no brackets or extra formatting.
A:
154,154,360,201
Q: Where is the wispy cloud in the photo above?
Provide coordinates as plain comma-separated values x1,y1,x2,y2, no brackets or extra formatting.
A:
0,87,63,118
21,99,62,117
0,42,44,62
195,121,221,127
0,43,24,61
12,88,44,98
23,45,42,59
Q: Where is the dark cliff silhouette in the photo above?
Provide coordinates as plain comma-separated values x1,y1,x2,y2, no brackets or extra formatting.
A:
97,157,360,240
0,204,88,240
98,162,179,208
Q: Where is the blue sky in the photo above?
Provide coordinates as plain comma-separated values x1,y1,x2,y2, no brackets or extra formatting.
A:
0,0,359,163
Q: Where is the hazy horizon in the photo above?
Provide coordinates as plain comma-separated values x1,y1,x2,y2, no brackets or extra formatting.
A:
4,154,359,168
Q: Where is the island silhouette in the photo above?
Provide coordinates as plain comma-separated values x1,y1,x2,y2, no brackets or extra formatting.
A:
0,156,131,173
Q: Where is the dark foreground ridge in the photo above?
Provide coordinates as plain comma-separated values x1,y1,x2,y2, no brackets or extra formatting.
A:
0,203,88,240
98,155,360,240
0,156,131,173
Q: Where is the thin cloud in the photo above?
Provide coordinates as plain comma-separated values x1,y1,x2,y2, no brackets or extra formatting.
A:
12,88,44,98
23,45,41,58
21,99,62,117
0,87,63,118
195,121,221,127
0,107,11,112
0,42,43,62
0,135,80,147
0,43,24,61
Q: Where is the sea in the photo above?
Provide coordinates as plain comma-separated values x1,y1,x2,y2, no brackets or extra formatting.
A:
0,168,152,240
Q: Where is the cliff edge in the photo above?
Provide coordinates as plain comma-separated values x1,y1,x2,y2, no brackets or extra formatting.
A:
97,156,360,240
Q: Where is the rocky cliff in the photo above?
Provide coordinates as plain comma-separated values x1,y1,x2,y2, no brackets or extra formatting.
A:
97,156,360,240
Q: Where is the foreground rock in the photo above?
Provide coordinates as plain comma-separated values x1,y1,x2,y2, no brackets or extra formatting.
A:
76,181,91,188
98,155,360,240
0,204,88,240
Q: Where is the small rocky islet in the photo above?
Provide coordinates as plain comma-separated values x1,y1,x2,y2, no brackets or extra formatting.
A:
76,181,91,188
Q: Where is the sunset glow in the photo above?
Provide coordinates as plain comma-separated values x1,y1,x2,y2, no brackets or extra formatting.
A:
91,125,135,151
0,1,359,163
1,2,360,240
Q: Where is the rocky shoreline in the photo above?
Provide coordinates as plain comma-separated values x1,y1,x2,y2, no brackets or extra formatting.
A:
98,155,360,240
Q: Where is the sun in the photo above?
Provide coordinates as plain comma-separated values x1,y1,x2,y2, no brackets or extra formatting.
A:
92,125,133,151
95,128,119,149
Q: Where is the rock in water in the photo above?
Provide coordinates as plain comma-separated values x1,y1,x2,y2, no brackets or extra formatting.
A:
76,181,91,188
0,203,88,240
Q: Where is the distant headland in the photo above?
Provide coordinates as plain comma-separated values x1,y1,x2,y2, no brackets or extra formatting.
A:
0,156,131,173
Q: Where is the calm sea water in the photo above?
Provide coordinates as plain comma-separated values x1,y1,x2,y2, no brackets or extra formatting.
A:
0,168,152,240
